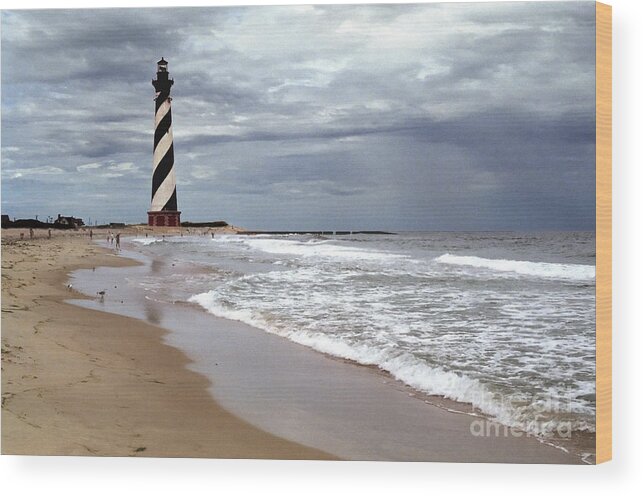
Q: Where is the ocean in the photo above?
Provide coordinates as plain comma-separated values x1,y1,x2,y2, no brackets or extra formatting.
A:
127,231,596,439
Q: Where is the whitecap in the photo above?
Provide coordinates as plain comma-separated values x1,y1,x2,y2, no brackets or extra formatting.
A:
435,253,595,281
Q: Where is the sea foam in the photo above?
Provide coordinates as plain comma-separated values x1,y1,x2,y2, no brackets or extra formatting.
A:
236,237,405,261
131,237,162,246
435,253,595,281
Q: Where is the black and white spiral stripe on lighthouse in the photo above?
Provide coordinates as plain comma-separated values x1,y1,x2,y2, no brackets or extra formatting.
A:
148,57,180,227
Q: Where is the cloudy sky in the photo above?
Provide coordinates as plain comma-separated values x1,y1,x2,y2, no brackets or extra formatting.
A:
1,2,595,230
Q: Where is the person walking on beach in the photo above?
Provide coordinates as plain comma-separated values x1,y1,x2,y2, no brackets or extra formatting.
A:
29,228,34,239
115,233,120,250
89,229,93,240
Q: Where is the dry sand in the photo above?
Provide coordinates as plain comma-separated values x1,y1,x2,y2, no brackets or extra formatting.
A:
1,228,335,459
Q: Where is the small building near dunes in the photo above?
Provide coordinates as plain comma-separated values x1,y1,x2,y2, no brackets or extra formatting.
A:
54,214,84,229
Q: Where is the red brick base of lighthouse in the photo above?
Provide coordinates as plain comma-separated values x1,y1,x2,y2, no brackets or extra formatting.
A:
147,211,181,227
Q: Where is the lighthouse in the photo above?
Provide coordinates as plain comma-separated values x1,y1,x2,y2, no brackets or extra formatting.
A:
148,57,181,227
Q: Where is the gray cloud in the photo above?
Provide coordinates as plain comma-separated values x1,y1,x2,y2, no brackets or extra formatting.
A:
1,3,595,230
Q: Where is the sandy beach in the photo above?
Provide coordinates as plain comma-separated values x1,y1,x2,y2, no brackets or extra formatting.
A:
1,228,335,459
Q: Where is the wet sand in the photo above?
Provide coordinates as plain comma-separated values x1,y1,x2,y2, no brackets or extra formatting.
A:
1,229,334,459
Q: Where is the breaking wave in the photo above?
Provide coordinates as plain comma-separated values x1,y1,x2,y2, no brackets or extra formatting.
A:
233,237,406,261
435,254,595,281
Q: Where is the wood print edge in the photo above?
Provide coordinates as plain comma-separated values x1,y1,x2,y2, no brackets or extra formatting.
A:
595,0,612,465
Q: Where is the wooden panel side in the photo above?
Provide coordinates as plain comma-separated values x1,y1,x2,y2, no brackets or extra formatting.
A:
595,1,612,464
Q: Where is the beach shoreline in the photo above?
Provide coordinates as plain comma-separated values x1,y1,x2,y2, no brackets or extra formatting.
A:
1,229,335,459
76,233,589,463
2,228,591,463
